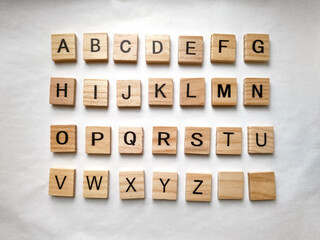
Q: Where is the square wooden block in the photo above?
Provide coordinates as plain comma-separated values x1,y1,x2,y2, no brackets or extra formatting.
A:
148,78,173,106
152,172,178,200
216,127,242,155
83,170,109,199
146,35,170,64
243,78,270,106
180,78,205,107
244,34,269,63
184,127,211,155
113,34,138,63
248,172,276,201
83,33,108,62
118,127,143,154
83,79,109,107
86,126,111,155
247,126,274,154
185,173,212,202
51,33,77,62
211,78,237,106
119,171,145,199
117,80,141,108
152,127,177,155
49,168,75,197
218,172,244,200
178,36,203,65
210,34,236,63
49,77,76,106
50,125,77,152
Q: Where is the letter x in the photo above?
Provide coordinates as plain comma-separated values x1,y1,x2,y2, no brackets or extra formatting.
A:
126,177,136,192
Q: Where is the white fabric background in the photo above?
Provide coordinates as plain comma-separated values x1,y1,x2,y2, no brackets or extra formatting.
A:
0,0,319,239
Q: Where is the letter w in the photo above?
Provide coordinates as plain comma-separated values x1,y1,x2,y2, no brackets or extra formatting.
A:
86,176,103,190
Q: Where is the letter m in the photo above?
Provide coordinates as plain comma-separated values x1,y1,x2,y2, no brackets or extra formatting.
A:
217,84,231,98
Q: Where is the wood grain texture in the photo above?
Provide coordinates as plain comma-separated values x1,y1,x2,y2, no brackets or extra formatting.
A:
50,125,77,152
243,78,270,106
117,80,141,108
184,127,211,155
49,168,75,197
247,126,274,154
152,172,178,200
210,34,236,63
119,171,145,199
180,78,205,107
185,173,212,202
83,33,108,62
216,127,242,155
83,79,109,107
83,170,109,199
118,127,143,154
148,78,173,106
211,78,237,106
248,172,276,201
86,126,111,154
51,33,77,62
146,35,170,64
178,36,203,65
218,172,244,200
50,77,76,106
113,34,138,63
152,126,177,155
244,34,269,63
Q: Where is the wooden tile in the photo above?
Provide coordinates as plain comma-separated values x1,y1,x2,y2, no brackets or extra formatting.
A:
216,127,242,155
244,34,269,63
178,36,203,65
152,127,177,155
86,126,111,155
180,78,205,107
243,78,270,106
83,170,109,199
184,127,211,155
51,33,77,62
218,172,244,200
152,172,178,200
247,126,274,154
118,127,143,154
49,168,75,197
210,34,236,63
83,33,108,62
117,80,141,108
119,171,144,199
185,173,212,202
49,77,76,106
50,125,77,152
83,79,109,107
146,35,170,64
113,34,138,63
148,78,173,106
211,78,237,106
248,172,276,201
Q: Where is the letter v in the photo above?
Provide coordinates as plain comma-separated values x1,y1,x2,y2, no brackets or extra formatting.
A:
55,175,67,189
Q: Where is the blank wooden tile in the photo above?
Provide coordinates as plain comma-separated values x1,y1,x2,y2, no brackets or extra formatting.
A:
148,78,173,106
113,34,138,63
185,173,212,202
83,79,109,107
83,170,109,199
216,127,242,155
50,77,76,106
83,33,108,62
118,127,143,154
247,126,274,154
211,78,237,106
210,34,236,63
119,171,144,199
49,168,75,197
248,172,276,201
51,33,77,62
178,36,203,65
86,126,111,154
184,127,211,155
117,80,141,108
243,78,270,106
152,172,178,200
152,127,177,155
180,78,205,107
244,34,269,63
146,35,170,64
50,125,77,152
218,172,244,200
